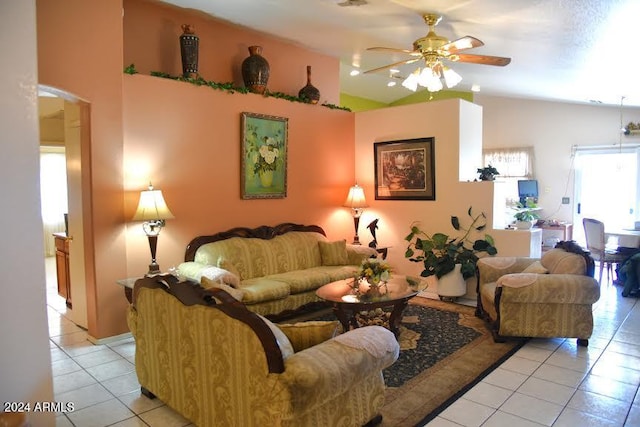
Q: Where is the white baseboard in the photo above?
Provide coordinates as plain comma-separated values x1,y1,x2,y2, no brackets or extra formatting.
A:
88,331,133,345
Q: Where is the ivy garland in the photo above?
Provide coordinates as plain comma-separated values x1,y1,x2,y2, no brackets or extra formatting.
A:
124,64,351,111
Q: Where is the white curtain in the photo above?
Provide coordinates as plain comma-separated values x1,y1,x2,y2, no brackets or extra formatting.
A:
40,147,68,256
483,147,534,178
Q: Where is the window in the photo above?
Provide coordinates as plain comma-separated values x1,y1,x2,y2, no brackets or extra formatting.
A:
483,147,534,203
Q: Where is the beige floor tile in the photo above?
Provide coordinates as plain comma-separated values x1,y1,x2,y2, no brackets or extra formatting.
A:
482,367,529,391
55,383,114,411
481,410,548,427
554,407,622,427
73,348,122,369
117,389,164,414
53,370,97,396
66,398,135,427
85,359,135,382
138,405,191,427
51,357,83,377
580,374,638,403
497,355,541,376
516,377,575,406
462,382,513,409
532,363,587,388
500,392,563,426
438,398,495,426
567,389,631,424
100,371,141,397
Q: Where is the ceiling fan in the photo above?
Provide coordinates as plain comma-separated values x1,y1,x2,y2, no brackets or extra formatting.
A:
364,13,511,91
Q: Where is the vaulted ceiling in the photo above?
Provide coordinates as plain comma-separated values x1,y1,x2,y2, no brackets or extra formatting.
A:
161,0,640,107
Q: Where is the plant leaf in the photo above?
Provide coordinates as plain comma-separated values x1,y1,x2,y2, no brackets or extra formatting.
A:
451,216,460,230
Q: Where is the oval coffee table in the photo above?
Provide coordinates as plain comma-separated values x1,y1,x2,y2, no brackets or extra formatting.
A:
316,275,418,336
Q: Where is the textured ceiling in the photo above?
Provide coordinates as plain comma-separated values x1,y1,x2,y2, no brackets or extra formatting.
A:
161,0,640,107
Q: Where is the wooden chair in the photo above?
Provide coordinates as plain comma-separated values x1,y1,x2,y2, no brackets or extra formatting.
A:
583,218,627,284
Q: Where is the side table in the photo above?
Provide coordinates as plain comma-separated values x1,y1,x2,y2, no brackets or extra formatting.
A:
116,277,137,303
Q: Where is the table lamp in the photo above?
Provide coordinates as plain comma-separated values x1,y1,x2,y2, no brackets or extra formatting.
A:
132,183,174,275
344,183,368,245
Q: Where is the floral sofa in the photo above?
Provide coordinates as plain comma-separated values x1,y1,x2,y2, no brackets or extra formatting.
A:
476,241,600,346
178,223,377,318
127,275,399,427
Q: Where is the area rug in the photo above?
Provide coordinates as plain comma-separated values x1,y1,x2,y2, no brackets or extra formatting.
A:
379,296,526,426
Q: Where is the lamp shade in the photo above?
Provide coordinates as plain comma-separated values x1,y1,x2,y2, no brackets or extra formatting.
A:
132,184,174,221
344,184,368,209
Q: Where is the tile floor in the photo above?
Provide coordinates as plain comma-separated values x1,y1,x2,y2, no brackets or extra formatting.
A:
46,257,640,426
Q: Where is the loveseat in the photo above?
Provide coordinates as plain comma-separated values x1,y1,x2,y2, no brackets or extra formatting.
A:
476,241,600,346
178,223,377,318
127,275,399,427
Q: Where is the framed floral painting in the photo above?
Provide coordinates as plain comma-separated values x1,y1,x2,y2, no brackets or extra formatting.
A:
241,112,288,199
374,137,435,200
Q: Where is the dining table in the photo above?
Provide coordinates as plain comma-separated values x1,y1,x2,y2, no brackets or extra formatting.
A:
605,228,640,249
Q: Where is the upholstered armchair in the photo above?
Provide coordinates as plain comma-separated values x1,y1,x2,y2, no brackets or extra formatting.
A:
127,275,399,427
476,241,600,346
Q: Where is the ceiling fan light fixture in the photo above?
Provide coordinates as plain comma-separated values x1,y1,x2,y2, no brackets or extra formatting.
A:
442,66,462,88
349,69,360,77
401,69,420,91
387,81,397,87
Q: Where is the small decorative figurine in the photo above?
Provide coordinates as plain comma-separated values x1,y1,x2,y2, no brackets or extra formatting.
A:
367,218,379,248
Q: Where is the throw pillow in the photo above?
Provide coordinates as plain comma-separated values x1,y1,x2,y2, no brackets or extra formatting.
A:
217,256,242,279
200,265,240,287
522,260,549,274
319,240,349,266
201,277,244,301
257,314,295,359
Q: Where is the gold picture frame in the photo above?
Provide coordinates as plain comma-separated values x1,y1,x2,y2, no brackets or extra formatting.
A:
241,112,288,199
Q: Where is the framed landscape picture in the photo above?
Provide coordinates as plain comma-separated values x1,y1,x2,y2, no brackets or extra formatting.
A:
374,137,435,200
241,112,288,199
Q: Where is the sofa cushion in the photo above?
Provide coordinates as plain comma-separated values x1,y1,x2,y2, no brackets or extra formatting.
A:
278,321,340,352
319,240,349,266
312,265,360,282
217,257,242,279
541,249,586,275
267,270,332,294
239,278,291,304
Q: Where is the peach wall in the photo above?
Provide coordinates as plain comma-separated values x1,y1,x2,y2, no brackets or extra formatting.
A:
37,0,128,338
123,0,340,105
123,75,355,277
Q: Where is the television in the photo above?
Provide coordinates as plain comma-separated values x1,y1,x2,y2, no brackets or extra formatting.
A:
518,179,538,203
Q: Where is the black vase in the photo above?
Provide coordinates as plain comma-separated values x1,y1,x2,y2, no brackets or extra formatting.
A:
242,46,270,94
298,65,320,104
179,24,199,78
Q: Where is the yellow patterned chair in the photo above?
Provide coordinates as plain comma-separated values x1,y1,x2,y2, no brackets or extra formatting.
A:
127,275,399,427
476,241,600,346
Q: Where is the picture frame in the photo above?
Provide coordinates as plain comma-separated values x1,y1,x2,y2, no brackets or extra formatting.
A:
241,112,288,199
374,137,435,200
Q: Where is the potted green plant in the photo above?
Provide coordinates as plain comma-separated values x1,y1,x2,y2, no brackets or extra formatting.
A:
513,199,539,229
477,165,499,181
404,207,498,281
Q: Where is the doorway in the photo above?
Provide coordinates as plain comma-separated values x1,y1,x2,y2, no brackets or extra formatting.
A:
573,147,640,245
38,88,90,329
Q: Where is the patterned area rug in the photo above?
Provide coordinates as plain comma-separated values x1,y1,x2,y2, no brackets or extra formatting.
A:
380,296,526,426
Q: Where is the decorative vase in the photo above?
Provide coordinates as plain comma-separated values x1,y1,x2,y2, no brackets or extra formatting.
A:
179,24,199,78
242,46,270,94
298,65,320,104
437,264,466,300
259,170,274,187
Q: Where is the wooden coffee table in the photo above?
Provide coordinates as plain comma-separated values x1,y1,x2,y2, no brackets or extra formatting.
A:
316,275,418,336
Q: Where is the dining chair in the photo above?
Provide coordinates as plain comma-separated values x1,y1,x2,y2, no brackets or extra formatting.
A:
583,218,627,284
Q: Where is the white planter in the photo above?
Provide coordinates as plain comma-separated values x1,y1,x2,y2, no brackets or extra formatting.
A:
515,220,533,229
437,264,467,299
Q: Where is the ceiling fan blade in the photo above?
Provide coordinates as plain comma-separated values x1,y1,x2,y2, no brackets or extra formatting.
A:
454,53,511,66
441,36,484,53
367,47,422,56
363,58,421,74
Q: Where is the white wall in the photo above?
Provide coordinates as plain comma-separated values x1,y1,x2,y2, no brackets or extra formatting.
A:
0,1,55,425
355,99,496,282
475,94,640,226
